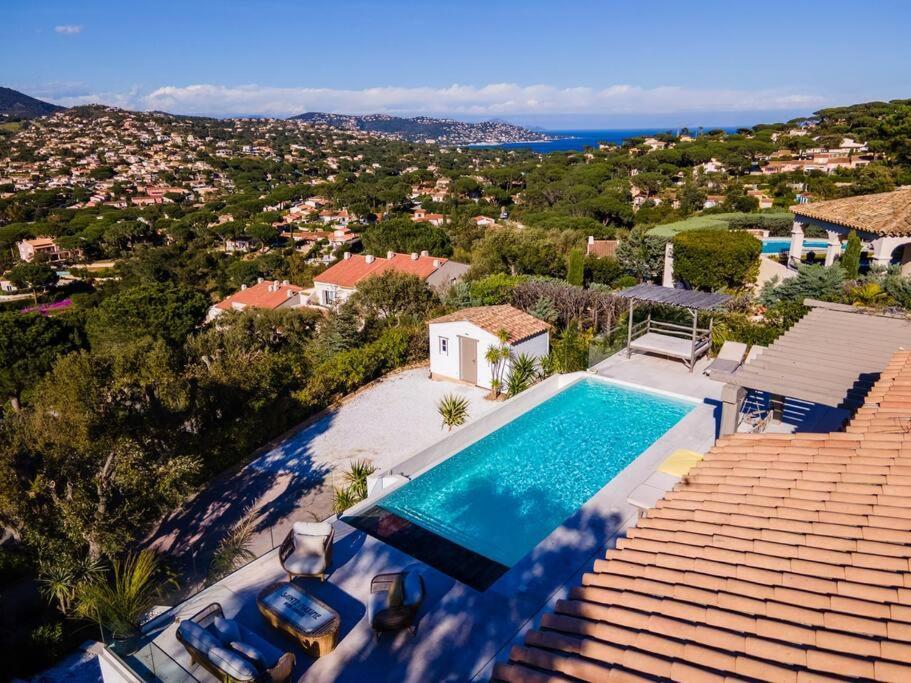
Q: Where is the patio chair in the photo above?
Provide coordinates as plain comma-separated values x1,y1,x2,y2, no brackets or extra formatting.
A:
279,521,334,581
176,603,295,683
368,570,425,635
704,341,748,376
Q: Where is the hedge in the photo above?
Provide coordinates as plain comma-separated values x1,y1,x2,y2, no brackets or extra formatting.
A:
294,325,426,410
673,228,761,291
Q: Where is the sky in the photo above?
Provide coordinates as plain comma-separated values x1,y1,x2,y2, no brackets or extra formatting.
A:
2,0,910,128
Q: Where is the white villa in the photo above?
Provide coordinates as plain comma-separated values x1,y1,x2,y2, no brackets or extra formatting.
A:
428,305,550,390
312,251,467,309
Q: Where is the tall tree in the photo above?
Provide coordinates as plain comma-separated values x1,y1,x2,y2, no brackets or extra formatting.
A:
841,230,862,279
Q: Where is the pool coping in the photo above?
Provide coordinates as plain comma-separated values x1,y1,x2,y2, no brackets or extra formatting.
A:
342,372,712,596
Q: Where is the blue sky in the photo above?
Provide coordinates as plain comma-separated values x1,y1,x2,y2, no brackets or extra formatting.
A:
3,0,910,127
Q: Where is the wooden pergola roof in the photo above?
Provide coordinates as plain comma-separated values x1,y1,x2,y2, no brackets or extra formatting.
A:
616,283,731,311
713,300,911,409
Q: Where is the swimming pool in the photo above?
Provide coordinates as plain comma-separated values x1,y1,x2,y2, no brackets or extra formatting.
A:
376,378,693,566
761,238,841,254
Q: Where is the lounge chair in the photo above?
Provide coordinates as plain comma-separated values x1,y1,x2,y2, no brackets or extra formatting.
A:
704,341,748,376
176,603,295,683
279,522,334,581
368,570,425,635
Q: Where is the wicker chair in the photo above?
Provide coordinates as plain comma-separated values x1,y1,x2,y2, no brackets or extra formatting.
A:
176,603,295,683
279,522,334,581
368,571,425,635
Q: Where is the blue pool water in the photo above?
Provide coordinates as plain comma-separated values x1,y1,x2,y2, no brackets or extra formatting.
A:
761,238,839,255
379,379,693,566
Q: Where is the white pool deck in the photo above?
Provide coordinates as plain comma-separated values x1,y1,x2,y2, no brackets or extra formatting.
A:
108,354,723,683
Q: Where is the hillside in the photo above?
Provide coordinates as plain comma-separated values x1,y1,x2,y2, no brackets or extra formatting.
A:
288,112,552,146
0,87,65,119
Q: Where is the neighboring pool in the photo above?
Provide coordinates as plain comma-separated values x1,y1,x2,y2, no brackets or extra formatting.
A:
377,378,694,566
761,238,841,254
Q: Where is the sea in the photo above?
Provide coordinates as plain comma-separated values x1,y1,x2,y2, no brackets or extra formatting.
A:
475,128,739,153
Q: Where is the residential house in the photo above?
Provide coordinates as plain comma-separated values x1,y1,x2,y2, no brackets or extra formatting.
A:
471,215,497,227
312,251,467,308
412,208,446,226
319,208,352,226
16,237,77,264
585,236,619,258
206,278,308,321
428,305,550,390
225,237,253,253
747,189,774,209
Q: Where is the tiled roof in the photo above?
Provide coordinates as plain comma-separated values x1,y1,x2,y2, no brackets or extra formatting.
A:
428,305,550,344
314,253,449,289
215,280,304,311
494,350,911,683
791,189,911,237
586,239,619,259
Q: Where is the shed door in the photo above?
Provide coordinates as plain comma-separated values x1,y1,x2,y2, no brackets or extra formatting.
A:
459,336,479,385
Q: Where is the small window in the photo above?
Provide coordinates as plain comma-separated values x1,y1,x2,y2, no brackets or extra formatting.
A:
439,337,449,355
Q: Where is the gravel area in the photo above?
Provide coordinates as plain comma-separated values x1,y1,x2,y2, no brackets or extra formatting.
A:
253,367,497,478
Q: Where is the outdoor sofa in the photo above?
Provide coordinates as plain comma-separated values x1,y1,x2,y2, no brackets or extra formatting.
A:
176,602,295,683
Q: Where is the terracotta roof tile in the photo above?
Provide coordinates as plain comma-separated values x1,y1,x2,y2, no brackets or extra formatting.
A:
428,304,551,344
791,188,911,236
494,349,911,683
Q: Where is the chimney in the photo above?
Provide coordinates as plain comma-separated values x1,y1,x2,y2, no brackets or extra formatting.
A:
588,235,595,244
365,254,375,264
386,251,395,259
343,251,352,260
273,280,280,290
257,277,264,284
241,284,247,290
286,289,294,298
420,250,429,257
282,279,289,285
433,259,441,268
410,252,418,260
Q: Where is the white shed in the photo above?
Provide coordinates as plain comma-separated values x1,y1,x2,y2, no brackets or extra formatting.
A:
428,305,551,390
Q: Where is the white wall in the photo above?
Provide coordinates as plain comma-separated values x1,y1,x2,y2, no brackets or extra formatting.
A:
429,320,549,390
312,281,355,308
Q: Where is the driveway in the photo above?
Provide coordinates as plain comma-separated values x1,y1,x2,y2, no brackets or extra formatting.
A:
148,368,496,593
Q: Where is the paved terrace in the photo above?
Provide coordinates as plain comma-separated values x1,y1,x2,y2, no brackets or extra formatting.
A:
114,356,722,682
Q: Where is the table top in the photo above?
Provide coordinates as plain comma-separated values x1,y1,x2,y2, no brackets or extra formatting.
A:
258,581,339,635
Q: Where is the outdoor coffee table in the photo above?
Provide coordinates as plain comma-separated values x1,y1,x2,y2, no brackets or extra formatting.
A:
257,580,340,658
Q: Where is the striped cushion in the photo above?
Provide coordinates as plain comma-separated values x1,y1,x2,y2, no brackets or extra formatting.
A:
177,620,220,654
207,645,259,681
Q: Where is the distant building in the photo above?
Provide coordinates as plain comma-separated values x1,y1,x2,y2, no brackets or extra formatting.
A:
586,236,619,259
16,237,77,264
312,251,467,308
207,278,308,321
471,215,497,227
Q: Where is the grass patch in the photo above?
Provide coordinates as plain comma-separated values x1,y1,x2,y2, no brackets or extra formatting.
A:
0,121,23,133
648,211,792,237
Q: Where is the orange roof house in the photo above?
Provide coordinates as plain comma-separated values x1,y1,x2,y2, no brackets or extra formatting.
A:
207,278,308,320
312,251,468,307
494,349,911,683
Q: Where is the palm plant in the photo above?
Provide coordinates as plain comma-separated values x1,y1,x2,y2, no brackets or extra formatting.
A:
485,329,512,397
506,353,538,397
332,486,360,514
75,550,173,640
208,508,260,581
343,459,376,500
437,393,470,431
38,556,103,615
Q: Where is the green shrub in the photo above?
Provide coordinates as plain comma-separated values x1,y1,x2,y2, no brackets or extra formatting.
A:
295,326,425,410
584,255,623,286
468,273,527,305
841,230,861,279
673,229,761,291
566,248,584,286
759,264,846,306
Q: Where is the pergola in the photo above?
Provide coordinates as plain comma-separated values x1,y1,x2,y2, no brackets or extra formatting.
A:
616,284,731,372
711,299,911,433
